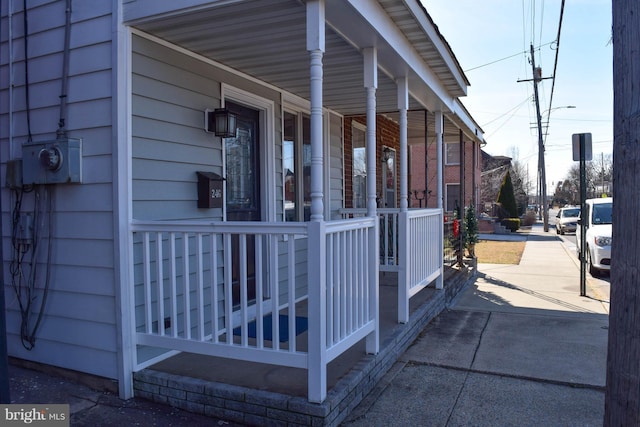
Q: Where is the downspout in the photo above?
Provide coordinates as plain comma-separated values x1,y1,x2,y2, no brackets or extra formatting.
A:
435,111,444,210
458,129,464,266
424,110,428,207
472,137,477,210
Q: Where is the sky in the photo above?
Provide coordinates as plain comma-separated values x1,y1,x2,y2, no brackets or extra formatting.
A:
421,0,613,192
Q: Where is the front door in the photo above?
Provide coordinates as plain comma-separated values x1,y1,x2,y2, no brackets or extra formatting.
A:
225,101,260,307
383,147,396,208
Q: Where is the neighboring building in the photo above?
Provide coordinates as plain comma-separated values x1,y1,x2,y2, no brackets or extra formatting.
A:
0,0,484,418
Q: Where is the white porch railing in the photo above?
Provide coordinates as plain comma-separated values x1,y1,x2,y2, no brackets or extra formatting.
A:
340,208,443,323
339,208,399,271
398,209,443,323
130,217,378,403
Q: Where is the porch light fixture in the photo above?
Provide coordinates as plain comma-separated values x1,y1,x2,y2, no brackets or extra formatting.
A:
382,147,393,162
205,108,237,138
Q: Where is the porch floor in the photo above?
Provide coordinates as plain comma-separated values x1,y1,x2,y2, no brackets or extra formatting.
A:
134,265,475,426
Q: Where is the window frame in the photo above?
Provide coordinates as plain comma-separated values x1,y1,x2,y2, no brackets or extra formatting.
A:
283,108,311,222
445,183,461,213
445,141,461,166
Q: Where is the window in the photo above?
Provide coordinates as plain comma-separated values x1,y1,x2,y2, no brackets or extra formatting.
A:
446,183,460,213
446,142,460,165
284,111,311,221
352,123,367,208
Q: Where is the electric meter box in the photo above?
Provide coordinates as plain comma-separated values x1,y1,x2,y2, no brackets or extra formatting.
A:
22,138,82,185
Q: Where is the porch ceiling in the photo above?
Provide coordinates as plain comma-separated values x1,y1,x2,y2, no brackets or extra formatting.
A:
125,0,467,117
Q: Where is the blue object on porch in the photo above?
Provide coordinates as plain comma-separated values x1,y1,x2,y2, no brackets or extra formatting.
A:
233,314,308,342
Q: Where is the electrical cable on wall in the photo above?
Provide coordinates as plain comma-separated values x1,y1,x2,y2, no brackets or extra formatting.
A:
22,0,32,142
10,186,54,350
9,1,70,350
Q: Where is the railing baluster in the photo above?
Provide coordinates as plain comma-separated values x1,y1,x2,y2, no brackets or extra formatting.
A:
326,233,334,346
211,233,219,343
287,235,296,352
169,233,177,338
353,229,360,328
143,233,152,334
156,233,164,336
255,234,264,349
196,233,204,341
363,226,370,322
224,233,233,344
270,234,279,349
183,233,191,339
239,234,248,347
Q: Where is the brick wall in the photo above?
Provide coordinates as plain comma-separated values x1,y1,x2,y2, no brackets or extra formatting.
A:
344,114,482,214
410,136,481,212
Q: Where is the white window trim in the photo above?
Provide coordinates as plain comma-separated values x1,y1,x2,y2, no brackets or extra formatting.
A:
282,94,331,223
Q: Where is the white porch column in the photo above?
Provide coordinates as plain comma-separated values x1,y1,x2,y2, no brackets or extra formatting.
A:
364,48,377,218
306,0,327,404
397,77,408,212
308,0,325,222
363,47,379,354
435,111,444,289
397,77,409,322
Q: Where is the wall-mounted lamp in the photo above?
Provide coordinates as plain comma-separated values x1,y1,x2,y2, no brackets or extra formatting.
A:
381,147,393,162
205,108,237,138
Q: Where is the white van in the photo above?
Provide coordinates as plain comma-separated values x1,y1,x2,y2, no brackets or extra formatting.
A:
576,197,612,276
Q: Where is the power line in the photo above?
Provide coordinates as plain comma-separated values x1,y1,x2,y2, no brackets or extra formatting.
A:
542,0,566,140
481,96,533,127
463,41,555,73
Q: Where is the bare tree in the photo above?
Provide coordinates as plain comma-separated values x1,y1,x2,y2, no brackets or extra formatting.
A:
605,1,640,424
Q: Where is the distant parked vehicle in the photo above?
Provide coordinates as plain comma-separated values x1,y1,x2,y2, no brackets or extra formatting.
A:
555,207,580,235
576,198,612,276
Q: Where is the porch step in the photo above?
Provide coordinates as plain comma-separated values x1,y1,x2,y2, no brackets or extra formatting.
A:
493,222,511,234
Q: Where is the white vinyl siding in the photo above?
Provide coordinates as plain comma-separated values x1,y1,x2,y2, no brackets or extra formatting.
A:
328,112,344,220
1,2,118,379
131,34,297,363
131,35,282,220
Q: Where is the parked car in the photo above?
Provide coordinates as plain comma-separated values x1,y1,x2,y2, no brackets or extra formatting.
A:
576,197,612,276
555,206,580,235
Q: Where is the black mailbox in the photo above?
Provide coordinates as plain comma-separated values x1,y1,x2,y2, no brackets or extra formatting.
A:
196,171,225,209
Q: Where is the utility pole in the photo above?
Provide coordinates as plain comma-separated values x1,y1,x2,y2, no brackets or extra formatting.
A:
605,0,640,422
530,44,549,231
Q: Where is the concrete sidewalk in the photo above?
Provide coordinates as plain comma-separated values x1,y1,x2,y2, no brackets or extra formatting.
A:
343,224,609,426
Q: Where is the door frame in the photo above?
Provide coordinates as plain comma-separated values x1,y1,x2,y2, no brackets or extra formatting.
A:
221,84,276,326
382,145,397,208
221,84,276,223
